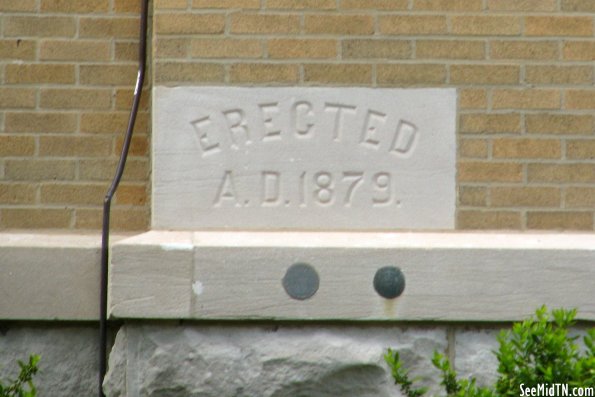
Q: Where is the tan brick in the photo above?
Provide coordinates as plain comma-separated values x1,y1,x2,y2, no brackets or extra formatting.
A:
488,0,557,11
458,186,487,207
379,16,447,35
304,64,372,85
115,136,149,156
0,88,36,109
0,184,36,205
493,138,560,159
80,112,149,134
562,0,595,12
115,89,150,110
156,38,190,58
526,66,592,85
80,65,138,85
1,209,72,229
342,40,411,60
75,208,148,230
155,14,225,34
269,39,336,59
40,89,112,110
80,17,138,38
3,16,76,37
5,64,75,85
305,15,374,35
451,16,521,36
491,187,560,208
525,16,593,37
459,89,488,109
0,136,35,157
191,38,262,58
563,42,595,61
114,0,141,12
115,184,147,205
5,160,76,181
231,14,300,34
230,63,299,84
526,114,592,135
460,139,488,158
0,40,36,61
266,0,335,9
40,41,110,62
5,113,77,133
155,62,225,83
154,0,187,9
460,113,521,134
527,212,593,230
528,164,595,183
0,0,36,11
115,42,137,61
194,0,260,8
565,90,595,110
458,162,523,182
450,65,519,85
414,0,482,10
79,159,148,181
490,41,558,60
41,184,105,205
416,40,484,60
41,0,108,12
377,64,446,85
566,188,595,208
458,210,522,230
566,140,595,159
493,89,560,110
340,0,408,10
39,136,112,157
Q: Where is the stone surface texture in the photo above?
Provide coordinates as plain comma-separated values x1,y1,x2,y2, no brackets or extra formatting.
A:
454,328,501,387
104,324,446,397
153,86,456,230
0,326,97,396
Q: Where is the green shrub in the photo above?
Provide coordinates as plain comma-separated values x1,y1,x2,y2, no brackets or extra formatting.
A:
0,355,40,397
385,307,595,397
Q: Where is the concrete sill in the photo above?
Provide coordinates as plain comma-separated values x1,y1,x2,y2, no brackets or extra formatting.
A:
108,231,595,322
0,232,129,321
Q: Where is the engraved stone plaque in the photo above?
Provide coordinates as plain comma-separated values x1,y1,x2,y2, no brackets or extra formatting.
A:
153,87,456,230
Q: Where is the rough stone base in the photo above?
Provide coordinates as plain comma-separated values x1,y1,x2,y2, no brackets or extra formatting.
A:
104,324,447,397
0,325,98,396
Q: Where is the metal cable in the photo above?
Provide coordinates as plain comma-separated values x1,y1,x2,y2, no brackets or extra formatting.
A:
99,0,149,395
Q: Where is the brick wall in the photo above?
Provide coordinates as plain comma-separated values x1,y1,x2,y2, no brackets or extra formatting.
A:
1,0,594,231
0,0,149,230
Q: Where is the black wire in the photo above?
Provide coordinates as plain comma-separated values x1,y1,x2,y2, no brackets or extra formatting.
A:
99,0,149,395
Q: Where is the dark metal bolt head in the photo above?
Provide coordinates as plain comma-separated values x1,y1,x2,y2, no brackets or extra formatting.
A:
373,266,405,299
282,262,319,301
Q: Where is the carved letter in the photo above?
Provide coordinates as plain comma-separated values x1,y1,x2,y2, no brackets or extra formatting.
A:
324,103,356,142
259,103,282,142
390,120,418,157
360,110,386,150
291,101,315,137
261,171,281,206
213,171,239,207
222,109,250,150
190,116,220,156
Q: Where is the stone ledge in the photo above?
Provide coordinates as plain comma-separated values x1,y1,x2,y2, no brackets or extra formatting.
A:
0,232,127,321
109,231,595,322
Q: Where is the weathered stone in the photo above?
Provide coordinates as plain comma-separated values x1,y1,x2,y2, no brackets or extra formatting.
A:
153,86,456,230
104,324,447,397
454,328,500,387
0,326,97,396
